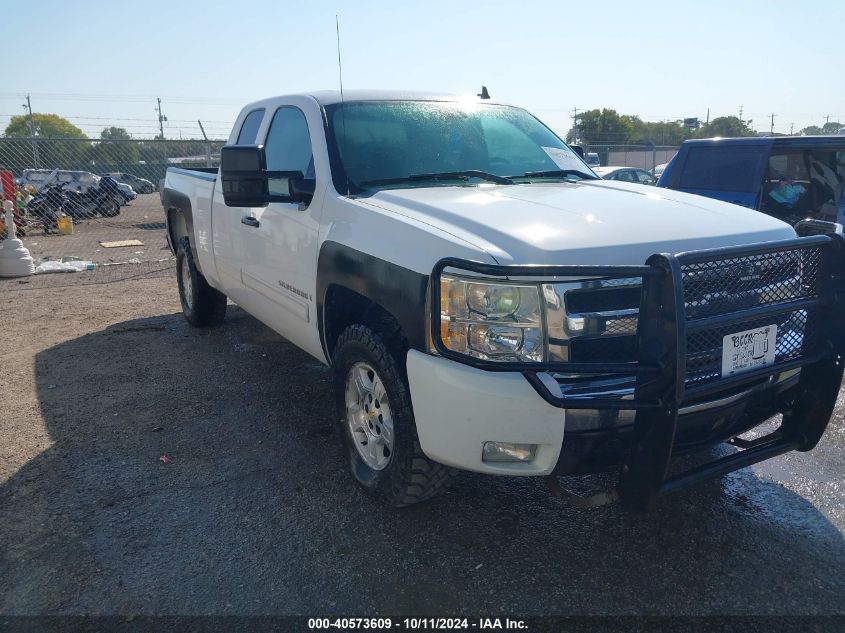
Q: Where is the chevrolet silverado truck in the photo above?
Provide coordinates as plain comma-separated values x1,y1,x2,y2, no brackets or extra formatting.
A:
162,91,845,510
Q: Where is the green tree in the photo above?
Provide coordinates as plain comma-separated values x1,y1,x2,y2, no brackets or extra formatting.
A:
3,113,91,169
693,116,757,139
567,108,633,145
800,121,843,135
4,113,86,139
90,126,140,165
623,116,693,146
101,126,132,140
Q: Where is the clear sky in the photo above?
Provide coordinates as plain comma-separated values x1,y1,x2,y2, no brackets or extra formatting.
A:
2,0,843,139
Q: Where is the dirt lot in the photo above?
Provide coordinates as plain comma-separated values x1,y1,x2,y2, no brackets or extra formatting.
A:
1,267,844,618
18,193,172,267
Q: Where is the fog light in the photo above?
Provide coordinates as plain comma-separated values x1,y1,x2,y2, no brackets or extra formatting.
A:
482,442,537,463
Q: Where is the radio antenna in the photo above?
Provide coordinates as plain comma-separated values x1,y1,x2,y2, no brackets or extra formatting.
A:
336,15,350,196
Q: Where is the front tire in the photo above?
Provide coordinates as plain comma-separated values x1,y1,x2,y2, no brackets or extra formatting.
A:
333,323,454,507
176,237,227,327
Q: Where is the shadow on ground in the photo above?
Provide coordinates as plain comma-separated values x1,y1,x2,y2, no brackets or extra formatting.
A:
2,308,844,615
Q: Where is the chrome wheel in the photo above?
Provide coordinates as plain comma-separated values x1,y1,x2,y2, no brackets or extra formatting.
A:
345,362,395,470
180,261,193,310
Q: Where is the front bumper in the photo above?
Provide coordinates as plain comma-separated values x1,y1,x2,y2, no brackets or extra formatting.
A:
407,350,565,475
415,232,845,509
407,350,801,477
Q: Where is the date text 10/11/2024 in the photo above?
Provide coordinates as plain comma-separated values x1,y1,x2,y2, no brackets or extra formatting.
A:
307,617,528,630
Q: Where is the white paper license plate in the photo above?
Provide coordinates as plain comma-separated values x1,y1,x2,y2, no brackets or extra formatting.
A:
721,325,777,377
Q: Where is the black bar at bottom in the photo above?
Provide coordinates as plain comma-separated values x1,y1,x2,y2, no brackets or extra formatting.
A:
660,437,800,496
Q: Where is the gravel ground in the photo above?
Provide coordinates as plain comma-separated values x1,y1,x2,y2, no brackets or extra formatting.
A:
0,270,843,619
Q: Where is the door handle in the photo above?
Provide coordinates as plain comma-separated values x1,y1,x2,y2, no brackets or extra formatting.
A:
241,216,260,228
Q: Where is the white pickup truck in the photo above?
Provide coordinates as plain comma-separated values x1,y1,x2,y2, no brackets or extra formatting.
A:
163,91,845,510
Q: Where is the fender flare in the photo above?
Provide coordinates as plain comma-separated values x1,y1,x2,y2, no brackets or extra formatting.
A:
161,188,199,271
316,241,429,360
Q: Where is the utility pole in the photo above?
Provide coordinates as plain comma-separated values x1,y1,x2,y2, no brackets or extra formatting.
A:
706,108,710,125
739,105,743,122
790,122,794,135
769,113,775,135
198,120,212,167
825,114,830,125
23,94,39,167
155,97,167,139
572,107,579,145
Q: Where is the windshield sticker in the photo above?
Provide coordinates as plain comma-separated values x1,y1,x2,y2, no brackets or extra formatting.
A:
541,146,584,171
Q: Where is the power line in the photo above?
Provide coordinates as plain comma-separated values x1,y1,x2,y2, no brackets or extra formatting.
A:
0,113,232,124
0,92,243,106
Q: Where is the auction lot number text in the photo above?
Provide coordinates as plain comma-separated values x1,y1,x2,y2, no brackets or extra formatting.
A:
308,618,527,630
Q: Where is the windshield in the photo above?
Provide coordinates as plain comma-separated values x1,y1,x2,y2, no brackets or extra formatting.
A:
326,101,594,192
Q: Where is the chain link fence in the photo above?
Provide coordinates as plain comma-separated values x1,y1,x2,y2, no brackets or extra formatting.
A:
586,144,679,171
0,137,224,289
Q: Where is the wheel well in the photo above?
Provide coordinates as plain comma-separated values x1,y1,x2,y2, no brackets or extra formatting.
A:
323,285,408,360
167,208,189,254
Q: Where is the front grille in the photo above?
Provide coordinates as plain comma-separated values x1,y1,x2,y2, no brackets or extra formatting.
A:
570,335,638,364
565,285,642,313
550,277,643,364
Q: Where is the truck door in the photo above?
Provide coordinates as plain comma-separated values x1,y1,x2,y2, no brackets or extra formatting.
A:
211,107,266,299
238,105,324,358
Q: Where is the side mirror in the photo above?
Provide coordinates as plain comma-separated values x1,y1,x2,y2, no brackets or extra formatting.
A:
289,177,316,204
221,145,270,207
795,218,843,236
570,144,585,159
220,144,306,207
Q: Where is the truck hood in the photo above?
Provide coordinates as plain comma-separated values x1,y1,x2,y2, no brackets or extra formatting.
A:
362,181,796,265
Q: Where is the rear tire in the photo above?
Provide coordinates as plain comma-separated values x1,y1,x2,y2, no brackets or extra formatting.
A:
333,323,454,507
176,237,227,327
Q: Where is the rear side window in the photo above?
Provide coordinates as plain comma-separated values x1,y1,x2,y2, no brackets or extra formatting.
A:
236,109,265,145
679,146,768,192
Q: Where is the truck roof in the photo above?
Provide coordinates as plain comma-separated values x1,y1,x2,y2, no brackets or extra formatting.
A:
244,90,510,109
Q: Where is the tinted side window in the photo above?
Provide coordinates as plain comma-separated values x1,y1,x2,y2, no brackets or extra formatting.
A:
635,170,655,183
679,146,768,192
236,109,265,145
264,107,313,196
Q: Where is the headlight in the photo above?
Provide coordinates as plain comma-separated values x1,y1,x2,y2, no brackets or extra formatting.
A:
438,275,544,362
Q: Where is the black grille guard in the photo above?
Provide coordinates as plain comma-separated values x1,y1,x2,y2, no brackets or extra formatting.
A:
430,232,845,510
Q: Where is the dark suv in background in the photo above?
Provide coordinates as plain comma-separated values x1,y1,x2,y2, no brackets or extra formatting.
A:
102,172,156,194
657,136,845,227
